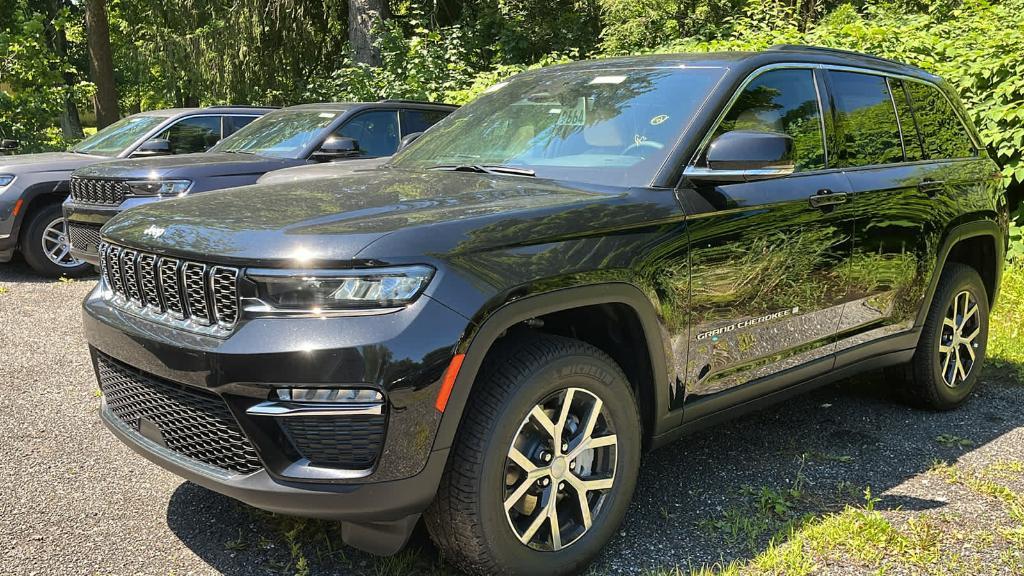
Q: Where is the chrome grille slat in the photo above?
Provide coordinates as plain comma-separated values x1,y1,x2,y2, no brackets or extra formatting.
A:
138,254,161,312
99,243,239,337
182,262,211,325
70,177,128,205
210,267,240,326
159,258,184,318
120,249,143,305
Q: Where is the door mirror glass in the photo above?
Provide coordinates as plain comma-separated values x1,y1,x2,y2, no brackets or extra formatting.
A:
132,139,172,157
686,130,795,182
313,136,362,161
399,131,423,151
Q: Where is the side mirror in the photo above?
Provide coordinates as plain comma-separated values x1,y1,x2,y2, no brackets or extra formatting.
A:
398,131,423,151
685,130,795,183
313,136,361,161
132,139,172,157
1,139,19,151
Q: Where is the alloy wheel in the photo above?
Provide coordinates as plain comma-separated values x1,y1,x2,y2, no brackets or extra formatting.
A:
503,387,618,551
939,289,982,387
40,216,84,268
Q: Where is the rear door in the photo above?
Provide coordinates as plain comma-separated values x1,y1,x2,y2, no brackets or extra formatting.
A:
400,108,452,137
680,67,855,401
827,70,980,360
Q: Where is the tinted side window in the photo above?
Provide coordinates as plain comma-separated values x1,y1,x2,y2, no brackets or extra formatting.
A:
829,71,904,168
335,110,400,157
400,109,451,136
157,116,222,154
888,79,925,162
905,81,976,159
714,69,825,172
223,115,259,138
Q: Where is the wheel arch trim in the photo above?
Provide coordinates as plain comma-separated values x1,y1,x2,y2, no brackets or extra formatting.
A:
917,217,1005,327
431,282,675,452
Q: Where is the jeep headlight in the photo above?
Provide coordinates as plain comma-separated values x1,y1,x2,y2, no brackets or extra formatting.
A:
247,266,435,311
126,179,192,197
0,174,14,188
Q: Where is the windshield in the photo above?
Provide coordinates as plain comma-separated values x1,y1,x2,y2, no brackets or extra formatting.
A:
391,66,726,187
211,109,342,159
70,114,169,157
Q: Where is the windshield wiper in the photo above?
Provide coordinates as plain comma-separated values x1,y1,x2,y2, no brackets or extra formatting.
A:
429,164,535,177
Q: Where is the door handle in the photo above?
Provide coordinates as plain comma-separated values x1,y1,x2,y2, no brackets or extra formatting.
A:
919,179,945,196
808,189,848,209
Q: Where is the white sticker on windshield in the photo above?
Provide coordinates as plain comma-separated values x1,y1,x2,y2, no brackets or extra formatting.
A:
556,97,586,126
318,113,336,118
589,75,627,85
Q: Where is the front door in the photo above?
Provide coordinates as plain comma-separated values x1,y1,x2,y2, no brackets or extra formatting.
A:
678,67,855,401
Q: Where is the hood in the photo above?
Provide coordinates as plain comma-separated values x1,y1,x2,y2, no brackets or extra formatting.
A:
0,152,106,175
101,169,619,265
256,156,389,185
73,152,303,181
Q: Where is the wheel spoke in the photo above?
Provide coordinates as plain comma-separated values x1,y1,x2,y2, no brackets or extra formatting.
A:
962,325,981,344
549,498,562,550
943,317,956,331
581,476,614,491
519,499,550,544
529,405,557,441
508,446,538,473
554,389,575,447
962,304,979,328
504,473,540,512
962,342,976,363
956,349,968,381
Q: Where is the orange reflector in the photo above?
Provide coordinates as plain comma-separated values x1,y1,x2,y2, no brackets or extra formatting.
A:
12,198,23,217
435,353,466,413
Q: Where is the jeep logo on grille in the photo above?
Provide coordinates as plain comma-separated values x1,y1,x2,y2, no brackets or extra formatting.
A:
143,225,166,239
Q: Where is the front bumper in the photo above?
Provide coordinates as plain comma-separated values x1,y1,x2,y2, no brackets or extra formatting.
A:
83,282,470,552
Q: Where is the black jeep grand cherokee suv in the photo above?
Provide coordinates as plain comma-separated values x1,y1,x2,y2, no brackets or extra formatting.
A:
83,47,1007,575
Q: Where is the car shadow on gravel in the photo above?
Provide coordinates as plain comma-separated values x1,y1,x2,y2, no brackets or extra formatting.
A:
0,255,98,284
163,366,1024,575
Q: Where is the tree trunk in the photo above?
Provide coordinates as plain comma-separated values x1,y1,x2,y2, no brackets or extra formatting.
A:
84,0,120,128
42,0,84,139
348,0,385,67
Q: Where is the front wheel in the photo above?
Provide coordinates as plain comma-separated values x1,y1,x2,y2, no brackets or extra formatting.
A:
425,334,641,576
903,262,990,410
21,203,91,278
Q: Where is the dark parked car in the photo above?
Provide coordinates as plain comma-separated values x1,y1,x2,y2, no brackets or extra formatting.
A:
0,106,269,276
83,47,1007,575
64,101,455,265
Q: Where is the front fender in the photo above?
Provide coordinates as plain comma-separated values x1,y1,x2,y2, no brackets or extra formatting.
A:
431,282,676,454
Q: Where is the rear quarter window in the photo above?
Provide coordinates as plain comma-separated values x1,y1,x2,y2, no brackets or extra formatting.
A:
828,71,904,168
904,81,977,160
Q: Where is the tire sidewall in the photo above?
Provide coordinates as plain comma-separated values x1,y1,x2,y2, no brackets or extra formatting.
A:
918,266,989,406
475,352,641,575
22,203,91,278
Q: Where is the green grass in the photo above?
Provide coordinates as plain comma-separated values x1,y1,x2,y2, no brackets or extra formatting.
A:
990,263,1024,380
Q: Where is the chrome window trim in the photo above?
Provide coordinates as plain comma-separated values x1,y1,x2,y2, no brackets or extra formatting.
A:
684,61,981,182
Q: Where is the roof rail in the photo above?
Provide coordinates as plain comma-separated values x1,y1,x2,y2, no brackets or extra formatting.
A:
377,99,450,105
204,104,281,109
768,44,910,68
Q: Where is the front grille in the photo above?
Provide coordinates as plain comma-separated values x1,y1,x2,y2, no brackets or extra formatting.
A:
280,415,386,469
97,354,262,475
68,223,102,253
70,177,128,205
99,242,239,336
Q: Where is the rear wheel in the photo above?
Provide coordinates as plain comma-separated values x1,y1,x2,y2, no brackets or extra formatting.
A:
903,263,989,410
21,203,91,278
425,334,641,576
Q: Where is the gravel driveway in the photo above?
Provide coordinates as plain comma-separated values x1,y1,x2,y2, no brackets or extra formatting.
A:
3,259,1024,575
